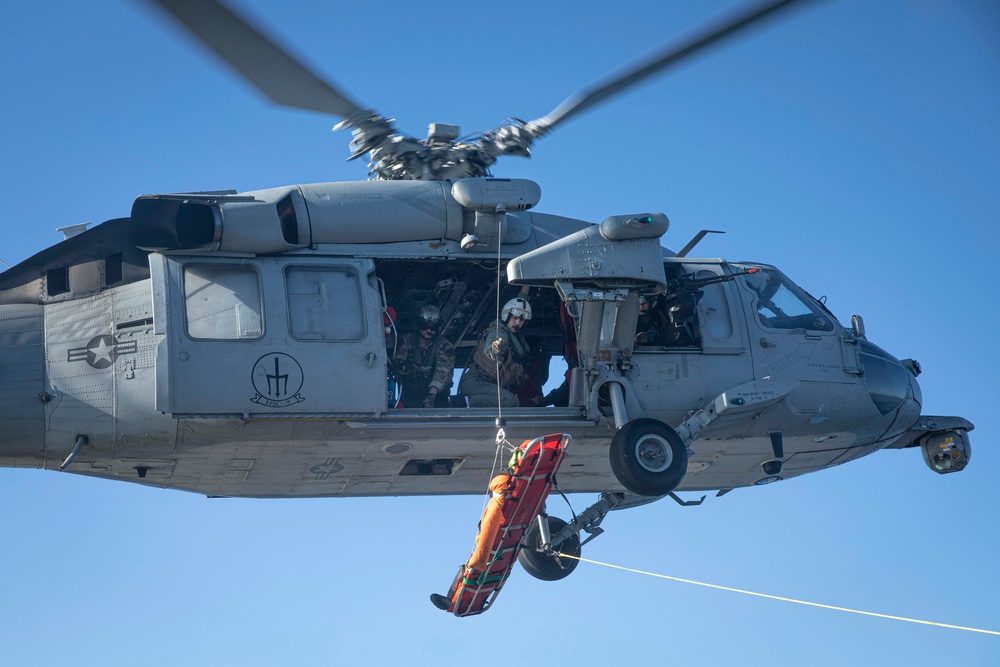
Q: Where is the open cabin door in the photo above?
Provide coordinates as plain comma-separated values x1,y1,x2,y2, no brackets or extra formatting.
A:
622,260,754,425
150,254,386,416
507,214,670,419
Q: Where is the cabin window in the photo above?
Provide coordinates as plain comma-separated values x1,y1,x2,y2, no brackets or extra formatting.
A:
285,266,365,341
741,268,834,332
691,269,734,341
183,264,264,340
47,267,69,296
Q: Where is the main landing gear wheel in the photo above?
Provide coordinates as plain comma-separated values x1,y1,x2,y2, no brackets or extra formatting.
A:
609,418,688,497
518,516,581,581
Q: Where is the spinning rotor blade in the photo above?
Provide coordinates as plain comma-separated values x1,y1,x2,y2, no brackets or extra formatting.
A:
529,0,819,135
140,0,826,180
143,0,368,119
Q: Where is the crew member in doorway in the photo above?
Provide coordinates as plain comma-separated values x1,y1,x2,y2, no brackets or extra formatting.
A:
460,297,532,407
634,295,669,346
391,305,455,408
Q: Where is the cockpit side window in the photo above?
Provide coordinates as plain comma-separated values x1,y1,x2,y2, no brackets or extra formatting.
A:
741,267,835,332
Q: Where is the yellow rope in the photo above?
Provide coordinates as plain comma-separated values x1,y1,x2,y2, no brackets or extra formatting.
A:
556,553,999,637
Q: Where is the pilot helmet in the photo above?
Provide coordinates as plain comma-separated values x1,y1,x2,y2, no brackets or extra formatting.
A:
417,305,442,330
501,297,532,322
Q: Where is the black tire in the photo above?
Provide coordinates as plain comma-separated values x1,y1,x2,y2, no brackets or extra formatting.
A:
517,516,581,581
609,418,688,496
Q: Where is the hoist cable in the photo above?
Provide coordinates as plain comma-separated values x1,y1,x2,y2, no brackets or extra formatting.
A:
477,441,507,518
555,553,1000,636
472,241,511,516
494,239,504,417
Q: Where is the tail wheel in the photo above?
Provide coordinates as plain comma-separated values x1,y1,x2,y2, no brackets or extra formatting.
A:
518,516,581,581
609,418,688,496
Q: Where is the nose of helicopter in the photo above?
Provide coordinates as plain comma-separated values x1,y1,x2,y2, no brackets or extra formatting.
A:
859,341,922,433
906,364,923,406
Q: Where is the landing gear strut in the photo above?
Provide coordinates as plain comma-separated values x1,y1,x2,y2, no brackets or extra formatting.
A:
518,492,629,582
518,515,581,581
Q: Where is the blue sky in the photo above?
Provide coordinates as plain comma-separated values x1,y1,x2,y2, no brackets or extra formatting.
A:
1,1,998,665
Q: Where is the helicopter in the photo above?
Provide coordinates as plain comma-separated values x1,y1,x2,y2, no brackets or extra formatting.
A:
0,0,976,588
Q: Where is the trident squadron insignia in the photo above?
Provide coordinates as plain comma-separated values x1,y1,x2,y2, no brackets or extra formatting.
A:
251,353,305,407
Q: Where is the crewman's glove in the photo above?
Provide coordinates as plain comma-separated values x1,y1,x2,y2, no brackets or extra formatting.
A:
635,329,656,344
423,394,437,409
490,338,507,355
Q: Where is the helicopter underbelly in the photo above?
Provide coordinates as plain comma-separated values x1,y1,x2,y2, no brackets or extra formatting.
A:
31,400,888,499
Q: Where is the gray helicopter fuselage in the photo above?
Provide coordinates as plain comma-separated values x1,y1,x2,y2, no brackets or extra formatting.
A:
0,178,970,498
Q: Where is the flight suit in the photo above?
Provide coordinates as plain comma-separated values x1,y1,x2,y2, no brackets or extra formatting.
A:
391,332,455,408
460,319,529,408
635,308,671,346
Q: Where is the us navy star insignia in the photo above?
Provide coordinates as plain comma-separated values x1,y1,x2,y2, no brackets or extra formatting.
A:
309,458,344,480
67,335,138,369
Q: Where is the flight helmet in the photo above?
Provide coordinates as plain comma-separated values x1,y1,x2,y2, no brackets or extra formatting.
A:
501,297,532,323
417,305,442,330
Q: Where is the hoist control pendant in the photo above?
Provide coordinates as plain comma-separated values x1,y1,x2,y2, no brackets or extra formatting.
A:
435,433,570,617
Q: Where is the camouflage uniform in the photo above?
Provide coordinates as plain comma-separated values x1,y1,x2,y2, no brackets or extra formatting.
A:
391,332,455,408
459,319,529,408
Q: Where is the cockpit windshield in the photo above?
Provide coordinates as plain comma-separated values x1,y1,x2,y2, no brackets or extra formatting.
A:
738,266,837,332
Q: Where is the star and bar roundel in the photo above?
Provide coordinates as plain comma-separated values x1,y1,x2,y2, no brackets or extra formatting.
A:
67,335,137,369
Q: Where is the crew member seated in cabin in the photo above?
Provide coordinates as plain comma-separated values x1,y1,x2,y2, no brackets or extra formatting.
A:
660,292,700,347
459,297,532,408
634,295,670,346
390,305,455,408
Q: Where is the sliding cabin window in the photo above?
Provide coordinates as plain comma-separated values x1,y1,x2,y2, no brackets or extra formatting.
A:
285,266,365,341
183,264,264,340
